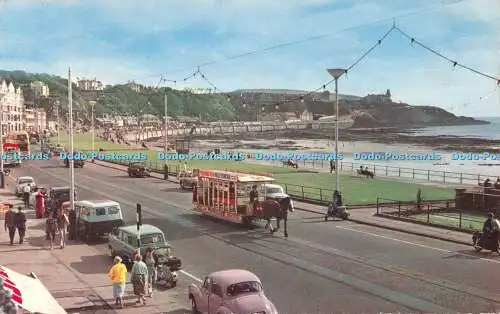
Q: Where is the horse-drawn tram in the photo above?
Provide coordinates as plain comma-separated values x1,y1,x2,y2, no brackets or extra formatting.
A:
192,169,276,225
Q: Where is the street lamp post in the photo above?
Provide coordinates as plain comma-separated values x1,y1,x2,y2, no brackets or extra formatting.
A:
55,100,60,146
164,89,168,154
68,67,75,213
327,68,347,199
89,101,95,152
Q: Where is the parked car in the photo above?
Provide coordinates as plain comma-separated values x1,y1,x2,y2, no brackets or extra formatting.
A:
188,269,278,314
52,146,64,156
127,162,150,177
15,176,36,196
73,200,125,241
108,224,182,281
179,171,198,189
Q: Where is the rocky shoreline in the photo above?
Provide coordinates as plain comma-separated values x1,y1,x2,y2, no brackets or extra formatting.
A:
183,129,500,153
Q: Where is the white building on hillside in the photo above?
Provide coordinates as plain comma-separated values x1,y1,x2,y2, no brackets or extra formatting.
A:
0,79,25,133
30,81,50,97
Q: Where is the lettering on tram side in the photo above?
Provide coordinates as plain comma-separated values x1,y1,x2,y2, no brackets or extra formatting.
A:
157,151,246,161
254,151,344,161
352,151,442,161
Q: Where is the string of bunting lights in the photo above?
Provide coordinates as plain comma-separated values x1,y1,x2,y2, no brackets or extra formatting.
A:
394,26,500,85
138,22,499,114
143,0,467,79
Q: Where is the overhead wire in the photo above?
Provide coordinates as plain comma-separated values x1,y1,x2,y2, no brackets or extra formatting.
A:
143,0,468,79
394,26,500,85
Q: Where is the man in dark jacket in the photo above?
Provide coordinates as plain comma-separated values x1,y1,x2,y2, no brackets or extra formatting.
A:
14,206,27,244
4,204,16,245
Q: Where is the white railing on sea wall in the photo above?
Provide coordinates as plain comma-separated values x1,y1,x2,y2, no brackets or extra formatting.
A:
127,121,350,140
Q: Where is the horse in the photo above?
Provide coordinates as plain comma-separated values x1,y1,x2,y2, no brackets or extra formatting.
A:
356,169,374,179
257,197,294,237
283,160,298,169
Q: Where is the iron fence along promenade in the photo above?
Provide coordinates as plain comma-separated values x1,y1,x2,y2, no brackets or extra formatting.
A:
257,158,490,185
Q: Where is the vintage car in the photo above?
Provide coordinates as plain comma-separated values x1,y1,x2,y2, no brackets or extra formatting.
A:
127,162,150,177
63,153,85,168
188,269,278,314
73,200,124,241
15,176,36,196
108,224,182,281
48,186,77,213
179,171,198,189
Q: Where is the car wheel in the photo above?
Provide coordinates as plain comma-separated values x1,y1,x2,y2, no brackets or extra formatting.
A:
190,298,199,314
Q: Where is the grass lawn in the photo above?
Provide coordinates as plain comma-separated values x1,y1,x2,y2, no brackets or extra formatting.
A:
410,212,484,230
51,133,455,205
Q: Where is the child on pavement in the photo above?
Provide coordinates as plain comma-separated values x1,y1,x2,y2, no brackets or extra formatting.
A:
57,209,69,249
45,212,57,249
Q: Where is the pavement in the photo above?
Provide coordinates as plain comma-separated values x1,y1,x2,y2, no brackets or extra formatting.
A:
0,173,190,314
10,158,500,313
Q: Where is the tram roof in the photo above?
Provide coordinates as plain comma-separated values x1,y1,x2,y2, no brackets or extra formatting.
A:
198,169,275,182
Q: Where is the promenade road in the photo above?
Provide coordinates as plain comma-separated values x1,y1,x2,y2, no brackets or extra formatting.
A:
17,158,500,313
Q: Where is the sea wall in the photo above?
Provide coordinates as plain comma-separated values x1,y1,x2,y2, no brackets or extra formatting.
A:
126,121,353,141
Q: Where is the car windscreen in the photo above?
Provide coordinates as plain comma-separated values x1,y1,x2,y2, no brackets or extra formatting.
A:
18,179,33,184
141,233,164,244
95,205,120,216
226,281,262,297
266,187,283,194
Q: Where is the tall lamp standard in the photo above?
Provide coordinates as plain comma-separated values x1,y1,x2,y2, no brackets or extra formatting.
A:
89,101,96,152
68,67,75,214
327,68,347,199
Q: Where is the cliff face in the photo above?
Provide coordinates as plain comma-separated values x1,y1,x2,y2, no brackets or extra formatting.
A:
349,102,489,128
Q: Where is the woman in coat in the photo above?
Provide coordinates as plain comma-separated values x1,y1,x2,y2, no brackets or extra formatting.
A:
130,254,148,305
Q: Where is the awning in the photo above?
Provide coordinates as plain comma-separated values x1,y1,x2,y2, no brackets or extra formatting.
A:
0,265,67,314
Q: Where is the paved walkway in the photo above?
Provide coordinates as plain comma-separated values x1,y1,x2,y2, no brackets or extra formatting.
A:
0,187,189,313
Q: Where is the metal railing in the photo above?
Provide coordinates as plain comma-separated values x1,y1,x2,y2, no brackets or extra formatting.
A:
376,197,484,231
262,159,490,185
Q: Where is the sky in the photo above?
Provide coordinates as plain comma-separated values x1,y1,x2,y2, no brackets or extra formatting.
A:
0,0,499,116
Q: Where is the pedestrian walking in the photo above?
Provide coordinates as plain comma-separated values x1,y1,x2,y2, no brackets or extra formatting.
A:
22,185,31,208
4,204,16,245
108,256,127,309
144,248,158,297
57,209,69,249
35,188,45,219
45,212,57,249
14,206,26,244
130,254,148,305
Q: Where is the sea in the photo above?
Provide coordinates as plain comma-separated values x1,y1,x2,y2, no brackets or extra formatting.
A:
409,117,500,140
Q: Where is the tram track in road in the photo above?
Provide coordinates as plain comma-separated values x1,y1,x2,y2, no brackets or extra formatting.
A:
20,160,500,313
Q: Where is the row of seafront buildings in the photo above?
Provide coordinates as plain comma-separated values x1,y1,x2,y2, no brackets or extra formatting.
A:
0,79,48,134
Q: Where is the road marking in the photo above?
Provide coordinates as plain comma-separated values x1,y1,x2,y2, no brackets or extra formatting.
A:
180,270,202,282
337,225,500,265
